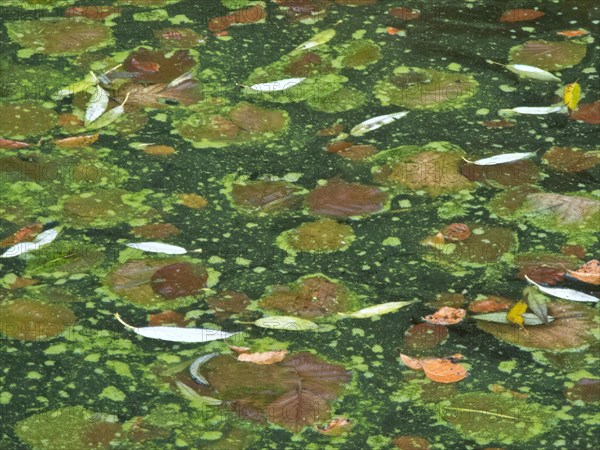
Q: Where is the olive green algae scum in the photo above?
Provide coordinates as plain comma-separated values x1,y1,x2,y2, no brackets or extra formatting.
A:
1,0,599,449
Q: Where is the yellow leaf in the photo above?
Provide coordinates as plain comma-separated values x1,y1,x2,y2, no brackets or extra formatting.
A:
563,82,581,112
506,300,528,327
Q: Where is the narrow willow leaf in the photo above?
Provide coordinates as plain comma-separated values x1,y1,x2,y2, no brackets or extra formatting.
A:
174,380,222,406
125,242,187,254
525,276,599,302
53,75,96,99
114,313,239,342
510,105,567,115
505,64,561,82
0,228,60,258
350,111,409,136
86,93,129,130
469,152,535,166
84,85,110,125
253,316,320,331
338,301,413,318
248,77,306,92
471,312,553,326
167,70,195,88
523,286,549,324
293,29,336,51
563,81,581,112
189,353,218,386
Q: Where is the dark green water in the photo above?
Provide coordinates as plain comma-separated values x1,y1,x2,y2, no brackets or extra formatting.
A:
1,1,599,449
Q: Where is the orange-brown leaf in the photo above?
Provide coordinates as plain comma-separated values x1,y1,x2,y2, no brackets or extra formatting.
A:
399,353,423,371
228,345,251,354
421,358,468,383
237,350,288,365
557,29,589,37
316,417,353,436
500,9,545,23
54,133,99,148
423,306,466,325
0,223,43,247
0,138,30,149
568,260,600,285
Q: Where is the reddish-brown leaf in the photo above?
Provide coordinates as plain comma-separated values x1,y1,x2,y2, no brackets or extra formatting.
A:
570,102,600,124
316,417,353,436
441,223,471,242
122,49,195,83
423,306,466,325
399,353,423,370
0,223,43,247
148,310,189,327
0,138,30,149
389,7,420,21
568,260,600,285
421,358,468,383
54,133,99,148
468,296,513,313
65,6,120,20
500,9,545,23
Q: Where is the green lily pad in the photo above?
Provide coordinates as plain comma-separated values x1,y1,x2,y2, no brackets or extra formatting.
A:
375,66,478,110
25,242,105,277
6,19,113,56
509,40,587,71
0,299,76,341
305,87,366,112
0,103,57,138
435,392,558,445
277,218,355,254
334,39,381,69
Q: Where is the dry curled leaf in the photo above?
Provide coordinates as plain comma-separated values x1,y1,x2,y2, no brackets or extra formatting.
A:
227,345,251,354
423,306,466,325
441,223,471,241
400,354,468,383
568,260,600,285
317,417,353,436
399,353,423,370
237,350,288,365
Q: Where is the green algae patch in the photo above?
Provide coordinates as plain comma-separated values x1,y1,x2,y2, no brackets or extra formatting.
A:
258,274,361,319
61,188,158,228
0,300,76,341
434,392,558,445
509,40,587,71
15,406,121,450
305,86,366,112
277,218,355,254
375,66,478,110
0,63,71,102
6,19,113,56
0,103,57,138
173,100,288,148
100,386,126,402
371,142,473,196
333,39,381,69
0,0,76,9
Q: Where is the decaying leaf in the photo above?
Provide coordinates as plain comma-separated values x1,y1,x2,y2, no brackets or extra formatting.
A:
338,301,412,318
237,350,288,365
0,138,30,149
399,353,423,370
568,260,600,285
0,223,43,247
423,307,466,325
53,133,99,148
316,417,353,436
400,354,468,383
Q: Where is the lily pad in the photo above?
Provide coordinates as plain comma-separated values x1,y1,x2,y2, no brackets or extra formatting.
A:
151,262,208,299
460,159,539,187
509,40,587,71
155,28,204,49
565,378,600,403
306,179,389,218
0,299,76,341
15,406,121,450
543,147,600,173
0,103,57,138
335,39,381,69
229,102,288,132
259,275,358,318
375,67,478,110
6,19,113,56
306,87,366,112
435,392,557,445
25,242,105,277
230,179,304,214
122,48,196,83
519,192,600,229
206,290,251,319
277,219,355,253
476,301,598,350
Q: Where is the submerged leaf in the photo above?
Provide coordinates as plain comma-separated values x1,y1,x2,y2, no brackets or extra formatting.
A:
293,29,336,51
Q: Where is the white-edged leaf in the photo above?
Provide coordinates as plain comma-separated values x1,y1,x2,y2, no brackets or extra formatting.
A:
471,312,553,326
338,301,413,318
510,105,568,115
0,228,60,258
115,313,238,342
174,380,222,406
470,152,535,166
84,85,110,125
525,276,599,302
505,64,561,82
167,70,195,88
293,29,336,51
253,316,321,331
350,111,409,136
86,93,129,130
126,242,187,255
248,77,306,92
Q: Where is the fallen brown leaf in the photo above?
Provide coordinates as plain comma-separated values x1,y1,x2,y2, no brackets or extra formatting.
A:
400,354,468,383
423,306,466,325
316,417,353,436
237,350,288,365
568,259,600,285
54,133,99,148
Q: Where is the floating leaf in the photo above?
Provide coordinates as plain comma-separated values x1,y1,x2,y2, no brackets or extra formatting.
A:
568,260,600,285
423,307,466,325
122,49,196,84
543,146,600,173
399,353,423,370
524,286,550,324
468,296,513,313
53,133,99,148
506,299,528,327
0,138,30,149
293,29,336,51
471,312,551,326
557,29,589,38
339,301,412,318
509,105,567,115
570,101,600,124
350,111,408,136
500,9,545,23
54,75,96,99
306,179,388,218
0,223,43,247
316,417,353,436
469,152,535,165
126,242,187,255
248,77,306,92
253,316,321,331
563,81,581,112
525,276,599,302
441,223,471,242
509,40,587,71
174,379,222,406
84,84,109,125
0,300,76,341
400,354,468,383
522,192,600,226
504,63,561,82
151,262,208,300
0,228,59,258
237,350,288,365
115,313,238,342
86,93,129,130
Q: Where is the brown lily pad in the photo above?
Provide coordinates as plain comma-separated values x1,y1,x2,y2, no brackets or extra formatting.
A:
229,102,288,133
259,275,354,318
476,301,598,350
0,103,58,139
500,9,545,23
403,323,448,352
509,40,587,71
543,147,600,173
65,6,121,19
206,290,251,319
570,102,600,124
131,223,181,239
515,253,578,285
6,18,112,56
306,179,388,218
0,300,76,341
394,435,431,450
565,378,600,403
155,28,204,49
231,180,304,213
521,193,600,226
460,159,539,187
284,52,331,77
327,141,377,160
151,262,208,299
123,49,196,83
